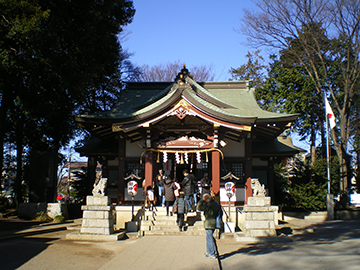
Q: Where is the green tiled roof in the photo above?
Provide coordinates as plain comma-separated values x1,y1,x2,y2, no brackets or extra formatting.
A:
252,135,305,156
76,75,297,126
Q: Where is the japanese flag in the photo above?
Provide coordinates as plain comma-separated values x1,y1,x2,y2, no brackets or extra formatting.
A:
325,96,336,129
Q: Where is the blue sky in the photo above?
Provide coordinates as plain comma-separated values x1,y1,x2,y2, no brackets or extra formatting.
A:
123,0,258,81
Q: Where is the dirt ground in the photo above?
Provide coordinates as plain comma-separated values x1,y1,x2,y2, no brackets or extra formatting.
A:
0,207,134,270
0,204,327,270
0,229,138,270
0,217,326,270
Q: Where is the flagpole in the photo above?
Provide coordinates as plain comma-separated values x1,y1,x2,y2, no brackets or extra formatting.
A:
324,93,334,220
325,95,331,195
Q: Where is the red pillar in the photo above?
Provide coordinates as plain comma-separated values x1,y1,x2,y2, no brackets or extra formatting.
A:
245,177,253,205
117,138,125,203
144,151,153,189
244,136,252,204
245,136,252,179
211,151,220,196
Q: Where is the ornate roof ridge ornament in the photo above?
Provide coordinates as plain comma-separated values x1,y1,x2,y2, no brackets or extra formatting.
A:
174,64,194,84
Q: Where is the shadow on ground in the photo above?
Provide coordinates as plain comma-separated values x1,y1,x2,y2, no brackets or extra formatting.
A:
219,220,360,260
0,218,44,231
0,236,57,269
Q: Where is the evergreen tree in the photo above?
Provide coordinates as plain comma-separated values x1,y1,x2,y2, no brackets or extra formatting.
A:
240,1,360,189
0,0,136,204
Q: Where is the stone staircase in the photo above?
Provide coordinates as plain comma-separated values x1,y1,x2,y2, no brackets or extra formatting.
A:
140,206,205,236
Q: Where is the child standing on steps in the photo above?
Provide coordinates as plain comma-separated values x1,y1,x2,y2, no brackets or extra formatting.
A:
174,192,188,231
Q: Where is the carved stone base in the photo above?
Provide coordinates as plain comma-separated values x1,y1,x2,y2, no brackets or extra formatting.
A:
80,196,114,235
243,196,278,237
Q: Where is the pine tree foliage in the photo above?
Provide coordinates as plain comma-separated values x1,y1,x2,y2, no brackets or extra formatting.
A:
0,0,136,203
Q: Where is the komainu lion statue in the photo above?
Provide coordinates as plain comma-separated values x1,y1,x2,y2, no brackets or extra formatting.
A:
251,178,266,197
92,178,107,197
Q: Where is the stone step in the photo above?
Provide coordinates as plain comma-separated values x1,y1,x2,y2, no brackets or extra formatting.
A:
141,221,205,233
143,216,203,225
143,213,201,221
141,219,204,229
152,220,177,225
66,224,81,231
140,208,204,236
141,220,155,226
144,208,199,216
141,219,204,228
145,231,206,236
150,222,204,230
144,227,206,236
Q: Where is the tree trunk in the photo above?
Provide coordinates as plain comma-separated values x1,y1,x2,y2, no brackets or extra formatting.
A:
0,90,12,181
310,119,316,166
14,118,24,208
357,150,360,191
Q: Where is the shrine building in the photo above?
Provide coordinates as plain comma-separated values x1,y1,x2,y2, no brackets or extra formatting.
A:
75,66,300,205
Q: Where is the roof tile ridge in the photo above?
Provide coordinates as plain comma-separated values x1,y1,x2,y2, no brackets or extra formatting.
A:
132,85,182,116
132,83,177,111
185,77,237,109
182,89,252,119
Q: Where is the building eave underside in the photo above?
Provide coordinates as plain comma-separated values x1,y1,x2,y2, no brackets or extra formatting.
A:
77,112,294,143
77,133,300,159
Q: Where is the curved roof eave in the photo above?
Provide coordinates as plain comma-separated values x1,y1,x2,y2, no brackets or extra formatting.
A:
75,77,298,127
182,89,257,125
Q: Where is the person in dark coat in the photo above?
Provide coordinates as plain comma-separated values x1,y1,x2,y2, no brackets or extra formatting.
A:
200,173,212,196
163,177,176,216
174,192,188,231
197,193,221,259
181,169,196,210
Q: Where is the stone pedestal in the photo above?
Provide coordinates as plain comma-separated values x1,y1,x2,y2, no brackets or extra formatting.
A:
80,196,114,235
47,203,69,219
243,197,278,237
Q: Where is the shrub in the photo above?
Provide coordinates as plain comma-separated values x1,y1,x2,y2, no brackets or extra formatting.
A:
274,155,340,211
53,215,65,223
35,211,52,222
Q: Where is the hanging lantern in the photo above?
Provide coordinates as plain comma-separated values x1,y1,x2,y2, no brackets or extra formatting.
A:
163,151,168,163
196,151,201,163
156,152,160,163
184,152,188,164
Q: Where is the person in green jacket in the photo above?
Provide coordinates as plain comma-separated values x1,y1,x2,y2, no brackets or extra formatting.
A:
197,193,221,259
